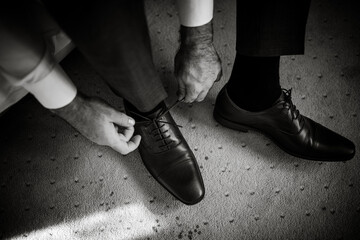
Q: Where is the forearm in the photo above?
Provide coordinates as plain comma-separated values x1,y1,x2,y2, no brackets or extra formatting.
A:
180,21,214,47
175,0,213,27
175,0,215,48
51,91,85,124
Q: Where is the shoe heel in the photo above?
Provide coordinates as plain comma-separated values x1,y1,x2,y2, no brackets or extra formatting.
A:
213,111,249,133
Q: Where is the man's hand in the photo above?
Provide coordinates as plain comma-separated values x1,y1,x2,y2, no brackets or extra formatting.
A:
174,21,222,103
52,92,141,155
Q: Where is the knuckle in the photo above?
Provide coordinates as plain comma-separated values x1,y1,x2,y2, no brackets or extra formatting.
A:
114,145,126,155
122,149,131,155
115,110,126,118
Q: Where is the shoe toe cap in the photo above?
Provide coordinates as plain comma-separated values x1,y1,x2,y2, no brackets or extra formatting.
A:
314,122,356,161
329,137,356,161
159,160,205,205
340,138,356,160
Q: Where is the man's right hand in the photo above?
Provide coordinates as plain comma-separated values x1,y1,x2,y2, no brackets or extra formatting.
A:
52,92,141,155
174,21,222,103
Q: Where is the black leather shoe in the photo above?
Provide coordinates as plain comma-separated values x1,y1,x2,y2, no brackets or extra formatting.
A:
125,101,205,205
214,85,356,161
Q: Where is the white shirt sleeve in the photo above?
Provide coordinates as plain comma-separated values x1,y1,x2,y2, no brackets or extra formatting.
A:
176,0,214,27
0,40,77,110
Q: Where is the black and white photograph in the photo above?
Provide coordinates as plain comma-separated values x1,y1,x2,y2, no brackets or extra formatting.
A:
0,0,359,239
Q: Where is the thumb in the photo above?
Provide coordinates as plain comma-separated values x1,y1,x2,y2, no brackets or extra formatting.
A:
111,110,135,127
111,134,141,155
177,80,186,101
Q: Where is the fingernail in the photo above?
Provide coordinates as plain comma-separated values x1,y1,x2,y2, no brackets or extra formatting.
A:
129,118,135,125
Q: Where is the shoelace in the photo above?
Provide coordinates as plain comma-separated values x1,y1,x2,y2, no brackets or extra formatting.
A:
129,99,184,150
282,88,303,121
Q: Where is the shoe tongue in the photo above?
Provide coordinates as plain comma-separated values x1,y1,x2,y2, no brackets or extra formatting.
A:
146,107,163,119
141,102,167,119
273,91,286,106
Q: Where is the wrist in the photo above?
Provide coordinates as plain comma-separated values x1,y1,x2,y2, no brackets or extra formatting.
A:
51,91,84,117
180,20,213,47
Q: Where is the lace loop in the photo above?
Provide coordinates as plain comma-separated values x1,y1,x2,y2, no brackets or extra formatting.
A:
130,98,185,149
282,88,301,121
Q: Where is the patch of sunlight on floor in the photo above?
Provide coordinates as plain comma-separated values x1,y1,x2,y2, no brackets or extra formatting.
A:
11,203,157,240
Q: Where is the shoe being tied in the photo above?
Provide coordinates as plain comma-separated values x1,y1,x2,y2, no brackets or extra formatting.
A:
125,100,205,205
214,85,355,161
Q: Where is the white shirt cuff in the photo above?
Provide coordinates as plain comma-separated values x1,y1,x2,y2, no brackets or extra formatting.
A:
23,63,77,109
177,0,213,27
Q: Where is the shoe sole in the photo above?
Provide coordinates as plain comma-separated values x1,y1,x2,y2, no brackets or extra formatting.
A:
213,110,355,162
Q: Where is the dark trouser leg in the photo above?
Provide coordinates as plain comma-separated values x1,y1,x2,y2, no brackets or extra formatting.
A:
41,1,205,205
227,0,311,111
42,0,167,112
236,0,311,56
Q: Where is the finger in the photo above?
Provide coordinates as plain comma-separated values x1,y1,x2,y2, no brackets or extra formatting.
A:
177,80,186,101
113,123,134,142
126,135,141,152
215,68,223,82
111,135,141,155
195,89,209,102
184,86,199,103
120,126,135,142
184,93,197,103
111,110,135,127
